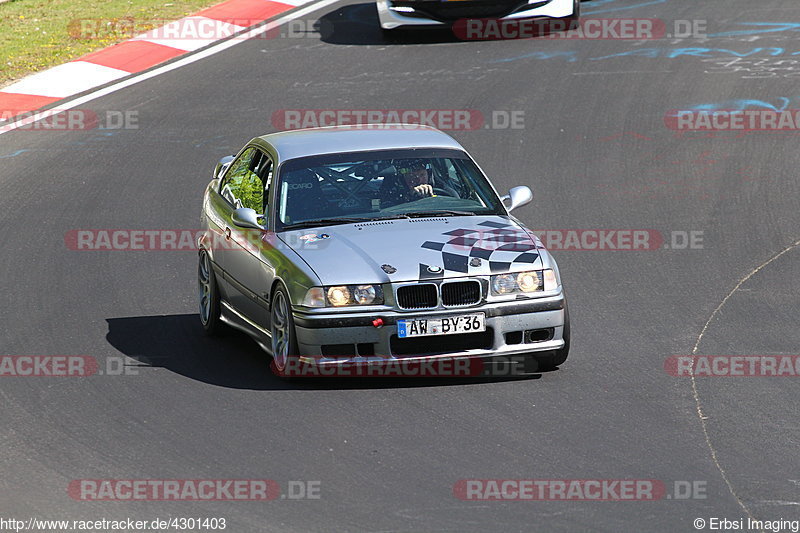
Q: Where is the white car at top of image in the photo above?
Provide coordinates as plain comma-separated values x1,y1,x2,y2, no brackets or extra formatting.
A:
378,0,580,32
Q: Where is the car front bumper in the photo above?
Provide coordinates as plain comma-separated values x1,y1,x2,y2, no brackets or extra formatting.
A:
377,0,576,30
292,293,566,369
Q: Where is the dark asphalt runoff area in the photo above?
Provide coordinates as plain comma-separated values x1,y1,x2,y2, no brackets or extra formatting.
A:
1,0,799,531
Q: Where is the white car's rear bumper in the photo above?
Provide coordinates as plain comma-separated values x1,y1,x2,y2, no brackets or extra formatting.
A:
378,0,576,30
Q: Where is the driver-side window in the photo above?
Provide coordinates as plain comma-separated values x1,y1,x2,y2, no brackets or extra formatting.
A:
219,147,266,212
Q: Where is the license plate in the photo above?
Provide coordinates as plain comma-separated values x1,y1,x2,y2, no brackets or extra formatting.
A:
397,313,486,338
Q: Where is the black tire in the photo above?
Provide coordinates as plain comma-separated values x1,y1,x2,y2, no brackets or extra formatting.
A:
198,250,224,336
269,285,301,378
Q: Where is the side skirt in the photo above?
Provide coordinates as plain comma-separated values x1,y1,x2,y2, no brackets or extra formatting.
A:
220,301,273,355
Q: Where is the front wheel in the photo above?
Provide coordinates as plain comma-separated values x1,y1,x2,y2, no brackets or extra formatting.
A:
270,286,300,378
198,250,224,335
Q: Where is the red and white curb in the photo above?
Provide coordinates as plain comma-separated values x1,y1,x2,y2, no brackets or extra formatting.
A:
0,0,313,120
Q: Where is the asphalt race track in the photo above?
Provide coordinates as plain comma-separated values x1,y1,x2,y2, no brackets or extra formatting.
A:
1,0,799,531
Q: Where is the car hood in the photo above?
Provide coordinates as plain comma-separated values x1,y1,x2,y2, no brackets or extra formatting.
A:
279,216,543,285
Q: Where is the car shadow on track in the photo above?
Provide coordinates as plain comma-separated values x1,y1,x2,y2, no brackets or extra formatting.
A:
317,2,460,46
105,314,542,391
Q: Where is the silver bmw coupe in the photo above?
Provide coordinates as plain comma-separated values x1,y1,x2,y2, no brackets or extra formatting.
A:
198,126,569,377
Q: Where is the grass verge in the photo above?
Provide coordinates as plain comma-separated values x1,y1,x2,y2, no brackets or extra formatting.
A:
0,0,223,88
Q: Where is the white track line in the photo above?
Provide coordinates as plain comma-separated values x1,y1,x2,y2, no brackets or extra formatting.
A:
689,238,800,523
0,0,341,137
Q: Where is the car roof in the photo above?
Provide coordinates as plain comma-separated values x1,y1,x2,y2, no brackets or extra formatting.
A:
253,125,466,162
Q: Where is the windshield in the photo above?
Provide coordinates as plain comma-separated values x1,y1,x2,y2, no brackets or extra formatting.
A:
275,149,505,230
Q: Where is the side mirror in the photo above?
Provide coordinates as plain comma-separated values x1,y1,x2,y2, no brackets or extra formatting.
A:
501,185,533,212
231,208,265,231
214,155,234,180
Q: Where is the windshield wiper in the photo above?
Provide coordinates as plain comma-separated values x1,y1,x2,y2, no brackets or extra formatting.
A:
402,210,474,218
282,211,474,230
282,217,371,230
366,214,411,221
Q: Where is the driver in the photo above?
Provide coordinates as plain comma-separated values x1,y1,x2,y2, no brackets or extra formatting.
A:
379,159,434,205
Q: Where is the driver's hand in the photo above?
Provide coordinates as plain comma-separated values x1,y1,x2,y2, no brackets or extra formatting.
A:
412,184,434,198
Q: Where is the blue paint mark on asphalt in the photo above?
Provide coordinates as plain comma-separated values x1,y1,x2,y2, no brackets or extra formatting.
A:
693,98,794,112
663,98,800,118
0,149,32,159
584,0,667,15
493,47,793,64
491,50,579,63
707,22,800,38
589,47,786,60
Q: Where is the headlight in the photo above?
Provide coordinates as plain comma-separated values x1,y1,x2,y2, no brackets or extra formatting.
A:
543,269,559,291
303,285,384,307
516,271,541,292
491,270,555,296
491,274,517,295
302,287,325,307
327,286,352,307
353,285,377,304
